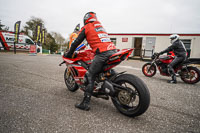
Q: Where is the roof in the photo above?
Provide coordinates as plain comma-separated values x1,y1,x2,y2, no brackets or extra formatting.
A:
108,33,200,36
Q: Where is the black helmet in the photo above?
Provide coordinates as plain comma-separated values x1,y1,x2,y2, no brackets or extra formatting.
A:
83,12,97,25
74,23,80,32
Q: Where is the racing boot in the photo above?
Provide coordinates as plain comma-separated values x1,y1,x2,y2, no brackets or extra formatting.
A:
167,65,177,84
75,92,91,111
167,75,177,84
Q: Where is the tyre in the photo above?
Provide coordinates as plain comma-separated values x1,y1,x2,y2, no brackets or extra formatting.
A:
142,63,157,77
111,74,150,117
64,67,79,92
180,66,200,84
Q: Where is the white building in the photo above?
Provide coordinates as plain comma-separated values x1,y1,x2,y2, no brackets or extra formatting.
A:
108,33,200,58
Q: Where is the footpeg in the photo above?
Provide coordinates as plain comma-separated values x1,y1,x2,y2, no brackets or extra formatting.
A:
92,92,109,100
96,95,109,100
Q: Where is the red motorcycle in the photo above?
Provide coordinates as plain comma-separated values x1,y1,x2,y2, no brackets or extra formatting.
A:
61,48,150,117
142,53,200,84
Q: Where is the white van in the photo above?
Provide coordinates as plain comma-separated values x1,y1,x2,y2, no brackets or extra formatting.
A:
0,31,42,53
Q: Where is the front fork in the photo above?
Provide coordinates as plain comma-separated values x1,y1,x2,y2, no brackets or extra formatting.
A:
66,65,77,86
66,67,71,77
148,61,156,73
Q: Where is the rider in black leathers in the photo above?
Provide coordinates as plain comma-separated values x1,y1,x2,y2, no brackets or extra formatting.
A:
158,34,187,84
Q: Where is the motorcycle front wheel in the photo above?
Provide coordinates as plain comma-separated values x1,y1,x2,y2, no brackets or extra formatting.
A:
112,74,150,117
142,63,157,77
64,67,79,92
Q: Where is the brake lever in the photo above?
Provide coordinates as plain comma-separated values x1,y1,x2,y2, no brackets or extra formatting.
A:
59,61,65,66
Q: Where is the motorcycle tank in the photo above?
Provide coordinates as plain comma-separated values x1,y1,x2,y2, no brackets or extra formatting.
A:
159,55,173,64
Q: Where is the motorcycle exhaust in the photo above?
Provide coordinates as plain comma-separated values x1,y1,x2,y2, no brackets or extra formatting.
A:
102,80,115,97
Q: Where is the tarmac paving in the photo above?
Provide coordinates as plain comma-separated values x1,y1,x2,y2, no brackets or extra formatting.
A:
0,53,199,133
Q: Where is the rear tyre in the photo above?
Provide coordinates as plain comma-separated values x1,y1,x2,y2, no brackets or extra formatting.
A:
111,74,150,117
180,66,200,84
64,68,79,92
142,63,157,77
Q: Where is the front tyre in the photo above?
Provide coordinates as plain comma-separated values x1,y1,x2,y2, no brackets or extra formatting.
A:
112,74,150,117
64,68,79,92
180,66,200,84
142,63,156,77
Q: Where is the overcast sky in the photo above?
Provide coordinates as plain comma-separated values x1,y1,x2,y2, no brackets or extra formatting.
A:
0,0,200,38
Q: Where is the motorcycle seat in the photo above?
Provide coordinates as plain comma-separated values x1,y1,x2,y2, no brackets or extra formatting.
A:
159,56,173,60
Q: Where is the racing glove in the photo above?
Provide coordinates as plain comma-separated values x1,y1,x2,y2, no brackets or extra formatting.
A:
64,51,73,58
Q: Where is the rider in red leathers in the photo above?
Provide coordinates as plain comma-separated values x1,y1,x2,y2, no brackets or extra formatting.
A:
65,12,117,111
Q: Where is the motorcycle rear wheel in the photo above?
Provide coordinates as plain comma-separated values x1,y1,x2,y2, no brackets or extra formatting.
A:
180,66,200,84
112,74,150,117
142,63,157,77
64,68,79,92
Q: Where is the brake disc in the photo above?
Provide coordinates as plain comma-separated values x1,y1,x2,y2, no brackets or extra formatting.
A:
118,90,132,105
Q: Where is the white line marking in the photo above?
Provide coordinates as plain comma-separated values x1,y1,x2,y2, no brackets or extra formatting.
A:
116,65,141,71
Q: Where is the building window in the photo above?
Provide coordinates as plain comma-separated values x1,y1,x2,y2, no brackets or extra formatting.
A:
181,39,191,57
110,38,117,46
180,39,191,49
25,39,34,44
122,38,128,42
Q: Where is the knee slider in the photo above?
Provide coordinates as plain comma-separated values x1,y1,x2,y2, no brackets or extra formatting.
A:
85,72,93,81
84,71,94,85
84,72,89,84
